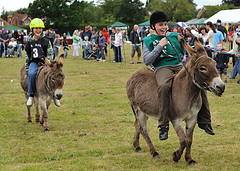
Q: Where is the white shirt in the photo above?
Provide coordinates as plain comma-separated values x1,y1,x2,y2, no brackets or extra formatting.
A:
114,32,122,47
9,41,17,47
203,29,214,48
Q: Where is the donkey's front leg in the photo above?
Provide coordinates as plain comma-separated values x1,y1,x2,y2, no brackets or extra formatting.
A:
24,92,32,122
172,120,187,162
185,118,197,165
39,98,49,131
34,97,40,123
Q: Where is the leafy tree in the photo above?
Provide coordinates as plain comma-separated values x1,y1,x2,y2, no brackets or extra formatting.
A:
115,0,146,25
147,0,196,22
17,8,29,14
1,8,10,21
100,0,122,22
223,0,240,6
201,4,236,19
28,0,72,28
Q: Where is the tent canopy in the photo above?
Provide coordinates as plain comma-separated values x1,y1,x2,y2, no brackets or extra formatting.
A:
186,18,198,25
205,9,240,24
190,18,207,25
138,20,150,27
109,21,128,27
4,25,26,31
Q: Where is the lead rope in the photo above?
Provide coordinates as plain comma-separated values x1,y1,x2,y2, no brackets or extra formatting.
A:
165,36,193,79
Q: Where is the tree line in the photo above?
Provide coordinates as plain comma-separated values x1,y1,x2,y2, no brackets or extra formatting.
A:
1,0,239,34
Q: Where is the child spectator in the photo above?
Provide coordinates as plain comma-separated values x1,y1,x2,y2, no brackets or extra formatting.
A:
183,34,194,63
102,28,109,57
186,34,194,47
53,34,60,59
96,31,106,62
213,43,229,83
62,34,69,58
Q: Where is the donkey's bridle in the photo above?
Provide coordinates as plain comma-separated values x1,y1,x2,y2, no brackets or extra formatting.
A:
166,37,210,90
193,56,210,91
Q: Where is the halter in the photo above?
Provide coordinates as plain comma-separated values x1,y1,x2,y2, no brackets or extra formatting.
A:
166,37,210,90
193,55,211,91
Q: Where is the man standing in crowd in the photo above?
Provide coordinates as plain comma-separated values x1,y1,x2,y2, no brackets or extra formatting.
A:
129,24,141,64
81,26,92,58
0,29,9,58
217,19,228,41
110,26,117,62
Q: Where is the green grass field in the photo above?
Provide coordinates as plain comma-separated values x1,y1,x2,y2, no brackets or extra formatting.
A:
0,44,240,170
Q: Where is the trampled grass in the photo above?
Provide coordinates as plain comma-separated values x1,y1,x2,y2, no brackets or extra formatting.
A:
0,44,240,170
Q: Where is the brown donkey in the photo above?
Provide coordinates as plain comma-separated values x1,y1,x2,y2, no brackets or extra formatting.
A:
20,55,65,131
126,38,225,164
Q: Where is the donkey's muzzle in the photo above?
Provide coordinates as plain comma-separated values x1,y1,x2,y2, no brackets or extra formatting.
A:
215,84,225,96
210,77,225,96
55,94,63,100
55,89,63,100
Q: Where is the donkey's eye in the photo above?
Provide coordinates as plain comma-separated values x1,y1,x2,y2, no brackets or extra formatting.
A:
51,78,56,82
199,66,207,72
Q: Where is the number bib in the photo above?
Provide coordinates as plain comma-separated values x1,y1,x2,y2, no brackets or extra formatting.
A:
30,40,45,60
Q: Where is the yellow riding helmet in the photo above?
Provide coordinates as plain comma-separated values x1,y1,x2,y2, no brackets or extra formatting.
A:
30,18,45,29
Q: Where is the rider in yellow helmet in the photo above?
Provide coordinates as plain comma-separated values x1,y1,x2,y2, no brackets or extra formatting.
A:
25,18,60,107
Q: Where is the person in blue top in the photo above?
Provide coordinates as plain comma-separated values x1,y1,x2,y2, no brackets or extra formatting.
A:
0,28,9,58
143,11,214,141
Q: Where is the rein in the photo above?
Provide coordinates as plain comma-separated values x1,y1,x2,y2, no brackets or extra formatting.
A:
166,37,209,90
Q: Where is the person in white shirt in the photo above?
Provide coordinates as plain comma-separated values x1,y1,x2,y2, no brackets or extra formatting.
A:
203,21,216,49
7,38,17,57
114,28,122,62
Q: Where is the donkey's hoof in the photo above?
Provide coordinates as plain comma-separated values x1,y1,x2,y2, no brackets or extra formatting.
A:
188,160,196,165
173,152,180,162
135,147,142,152
35,119,40,123
44,128,49,132
28,120,32,123
153,152,160,159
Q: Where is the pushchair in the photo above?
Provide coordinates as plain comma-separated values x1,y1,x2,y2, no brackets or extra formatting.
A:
82,40,97,60
86,44,98,60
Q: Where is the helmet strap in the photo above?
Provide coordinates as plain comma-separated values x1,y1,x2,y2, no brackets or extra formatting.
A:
152,24,161,36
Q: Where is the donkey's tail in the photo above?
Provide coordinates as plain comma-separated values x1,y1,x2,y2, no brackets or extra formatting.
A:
131,104,136,116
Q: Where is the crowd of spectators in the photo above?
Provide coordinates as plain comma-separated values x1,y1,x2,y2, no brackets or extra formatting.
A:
1,20,240,83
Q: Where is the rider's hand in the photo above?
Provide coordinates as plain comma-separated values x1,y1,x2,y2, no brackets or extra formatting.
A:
24,75,27,79
159,37,168,47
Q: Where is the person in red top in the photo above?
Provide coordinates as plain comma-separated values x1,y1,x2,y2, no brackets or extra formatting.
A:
102,28,109,57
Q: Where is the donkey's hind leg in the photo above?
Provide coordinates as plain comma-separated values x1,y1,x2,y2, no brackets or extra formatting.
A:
172,120,187,162
136,107,160,158
132,105,142,152
185,118,197,165
24,92,32,122
133,116,142,152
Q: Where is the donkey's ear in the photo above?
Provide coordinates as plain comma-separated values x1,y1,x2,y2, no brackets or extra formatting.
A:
180,38,197,57
59,54,64,67
193,37,208,56
44,56,53,67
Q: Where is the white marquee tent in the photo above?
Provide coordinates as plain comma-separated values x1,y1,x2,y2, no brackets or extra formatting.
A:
204,9,240,24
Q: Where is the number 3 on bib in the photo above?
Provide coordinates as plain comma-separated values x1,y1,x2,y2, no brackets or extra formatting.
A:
33,48,39,58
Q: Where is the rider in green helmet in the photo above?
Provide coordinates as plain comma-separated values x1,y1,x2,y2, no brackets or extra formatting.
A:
25,18,60,107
